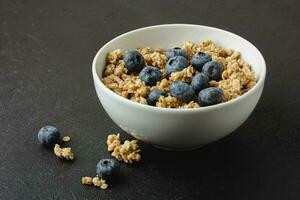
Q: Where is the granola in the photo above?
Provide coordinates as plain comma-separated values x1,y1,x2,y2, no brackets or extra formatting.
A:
138,47,168,69
101,40,256,108
151,78,170,92
92,177,108,189
156,96,180,108
169,66,195,83
81,176,108,189
81,177,93,185
54,144,74,160
102,74,150,100
180,101,200,109
107,134,141,163
62,136,71,142
107,133,121,152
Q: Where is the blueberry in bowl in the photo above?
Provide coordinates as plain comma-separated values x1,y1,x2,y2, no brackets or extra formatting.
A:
166,56,189,76
191,73,210,93
198,87,224,106
202,61,224,81
139,66,162,86
147,89,167,106
166,47,188,59
191,52,212,71
169,81,195,103
124,50,145,73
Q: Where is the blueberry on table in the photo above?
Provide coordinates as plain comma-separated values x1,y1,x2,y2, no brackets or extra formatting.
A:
96,159,120,181
139,66,162,86
124,51,145,73
37,126,60,147
166,56,189,76
202,61,224,81
170,81,195,102
191,73,210,93
166,47,188,59
191,52,212,71
198,87,224,106
147,89,167,106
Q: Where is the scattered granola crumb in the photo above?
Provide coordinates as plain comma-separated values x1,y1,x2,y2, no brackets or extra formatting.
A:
62,136,71,142
107,134,141,163
54,144,74,160
107,133,121,152
81,176,108,189
112,140,141,163
81,177,93,185
92,177,108,189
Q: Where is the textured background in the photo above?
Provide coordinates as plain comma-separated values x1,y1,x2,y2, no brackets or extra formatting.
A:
0,0,299,199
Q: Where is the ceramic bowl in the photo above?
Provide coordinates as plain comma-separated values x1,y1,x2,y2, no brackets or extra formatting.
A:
92,24,266,150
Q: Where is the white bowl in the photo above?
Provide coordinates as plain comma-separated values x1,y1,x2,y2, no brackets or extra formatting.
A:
92,24,266,150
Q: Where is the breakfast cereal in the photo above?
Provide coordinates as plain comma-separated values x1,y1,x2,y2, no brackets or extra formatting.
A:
101,40,256,108
107,133,141,163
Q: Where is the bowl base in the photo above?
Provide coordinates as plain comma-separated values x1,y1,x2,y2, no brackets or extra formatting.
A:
152,144,205,151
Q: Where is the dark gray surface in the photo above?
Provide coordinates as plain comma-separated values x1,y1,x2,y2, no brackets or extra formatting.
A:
0,0,300,199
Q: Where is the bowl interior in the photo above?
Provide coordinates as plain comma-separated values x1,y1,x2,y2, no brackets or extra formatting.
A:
94,24,266,85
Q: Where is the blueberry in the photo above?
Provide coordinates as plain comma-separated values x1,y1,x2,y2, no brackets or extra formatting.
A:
169,81,195,102
191,73,210,93
191,52,212,71
37,126,60,147
166,56,189,76
166,47,188,59
124,51,145,73
147,89,167,106
198,87,224,106
139,66,162,86
96,158,120,181
202,61,224,80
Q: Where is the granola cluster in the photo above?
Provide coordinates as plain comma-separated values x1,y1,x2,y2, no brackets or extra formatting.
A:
169,66,195,83
81,176,108,190
62,136,71,142
101,40,256,108
156,95,200,108
54,144,74,160
151,78,170,92
138,47,168,69
107,133,141,163
156,96,180,108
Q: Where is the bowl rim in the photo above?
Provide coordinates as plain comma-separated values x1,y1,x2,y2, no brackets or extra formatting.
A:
92,24,266,113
